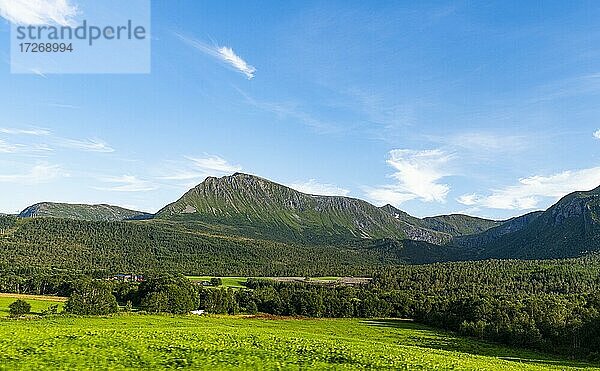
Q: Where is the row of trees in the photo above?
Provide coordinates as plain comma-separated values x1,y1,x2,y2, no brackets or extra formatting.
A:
63,275,199,315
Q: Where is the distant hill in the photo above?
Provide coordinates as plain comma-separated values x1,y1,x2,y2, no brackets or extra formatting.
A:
379,204,501,237
19,202,152,222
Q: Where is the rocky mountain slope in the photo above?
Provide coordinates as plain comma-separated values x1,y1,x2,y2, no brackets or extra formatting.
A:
156,173,475,244
463,186,600,259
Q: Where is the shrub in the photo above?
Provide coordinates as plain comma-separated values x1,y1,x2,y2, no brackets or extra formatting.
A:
41,304,59,316
8,300,31,317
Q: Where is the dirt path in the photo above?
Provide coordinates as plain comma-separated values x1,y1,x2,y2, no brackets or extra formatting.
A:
0,293,67,302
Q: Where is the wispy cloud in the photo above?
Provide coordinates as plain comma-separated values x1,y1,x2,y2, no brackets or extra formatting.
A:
458,167,600,210
0,139,21,153
58,138,114,153
0,163,66,184
594,129,600,140
46,103,80,109
0,139,52,154
365,149,452,207
0,0,78,26
0,127,50,136
0,127,114,154
217,46,256,79
432,132,530,153
236,88,338,133
186,155,241,175
175,33,256,79
159,155,242,187
95,175,157,192
288,179,350,196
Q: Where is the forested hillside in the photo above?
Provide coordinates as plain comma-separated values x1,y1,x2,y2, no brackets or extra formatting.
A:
0,216,420,276
19,202,151,221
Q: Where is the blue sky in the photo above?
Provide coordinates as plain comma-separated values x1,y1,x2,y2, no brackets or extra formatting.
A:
1,1,600,219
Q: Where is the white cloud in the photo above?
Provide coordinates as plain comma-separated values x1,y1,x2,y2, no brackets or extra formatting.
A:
217,47,256,79
0,0,77,26
0,128,113,154
59,138,114,153
365,149,452,207
0,139,53,154
594,129,600,140
0,139,21,153
0,127,50,136
458,167,600,210
456,193,479,206
448,132,528,152
95,175,157,192
186,155,242,174
159,155,242,187
175,33,256,79
0,163,65,184
288,179,350,196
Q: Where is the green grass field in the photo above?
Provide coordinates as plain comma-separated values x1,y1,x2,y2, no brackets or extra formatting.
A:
0,314,597,370
0,293,65,317
185,276,354,287
186,276,249,288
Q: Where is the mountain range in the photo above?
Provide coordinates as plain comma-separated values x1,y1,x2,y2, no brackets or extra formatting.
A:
2,172,600,274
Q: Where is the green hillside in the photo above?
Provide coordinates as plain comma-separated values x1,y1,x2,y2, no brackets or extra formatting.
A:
422,214,502,236
457,187,600,259
155,173,459,245
0,216,419,276
18,202,152,222
380,204,501,237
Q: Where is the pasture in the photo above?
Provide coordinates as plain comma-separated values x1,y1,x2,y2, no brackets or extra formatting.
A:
0,314,597,370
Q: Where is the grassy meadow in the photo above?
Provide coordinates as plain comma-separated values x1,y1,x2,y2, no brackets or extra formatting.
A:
0,314,598,370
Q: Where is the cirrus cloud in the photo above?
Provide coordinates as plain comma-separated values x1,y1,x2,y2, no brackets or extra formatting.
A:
0,0,78,26
174,33,256,79
159,155,242,188
0,163,66,184
95,175,157,192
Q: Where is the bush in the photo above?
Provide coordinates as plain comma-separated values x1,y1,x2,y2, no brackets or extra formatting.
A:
210,277,222,286
41,304,59,316
8,300,31,317
65,279,118,315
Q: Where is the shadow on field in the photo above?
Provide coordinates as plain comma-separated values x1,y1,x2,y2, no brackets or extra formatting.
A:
362,319,598,369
